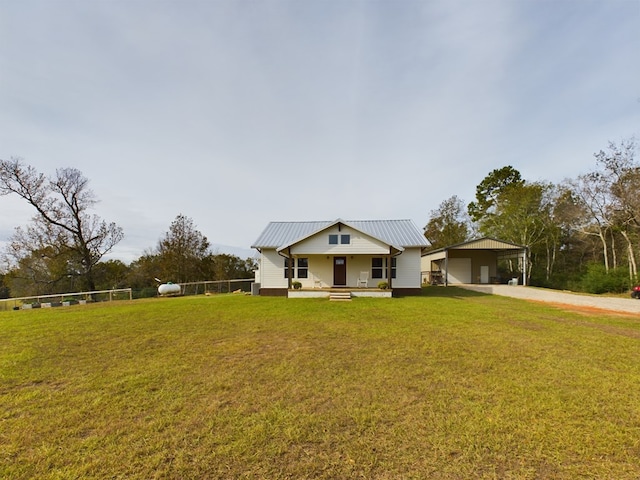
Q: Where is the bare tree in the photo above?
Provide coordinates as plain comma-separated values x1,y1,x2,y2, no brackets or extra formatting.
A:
0,158,124,292
595,138,639,280
567,139,639,276
566,170,615,272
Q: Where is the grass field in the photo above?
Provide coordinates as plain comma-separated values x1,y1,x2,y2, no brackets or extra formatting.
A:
2,288,640,479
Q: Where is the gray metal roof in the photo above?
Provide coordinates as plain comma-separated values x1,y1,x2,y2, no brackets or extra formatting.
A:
251,219,428,250
422,236,526,256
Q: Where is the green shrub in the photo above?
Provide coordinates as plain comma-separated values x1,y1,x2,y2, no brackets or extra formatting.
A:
377,281,389,290
579,263,631,294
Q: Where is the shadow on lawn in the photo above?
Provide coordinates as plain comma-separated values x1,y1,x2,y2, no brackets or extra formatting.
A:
419,286,488,298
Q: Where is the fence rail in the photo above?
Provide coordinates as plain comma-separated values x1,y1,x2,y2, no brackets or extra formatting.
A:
0,288,133,311
0,279,256,311
177,278,254,296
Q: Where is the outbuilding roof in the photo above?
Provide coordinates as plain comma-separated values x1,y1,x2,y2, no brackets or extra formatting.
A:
252,219,428,250
422,237,526,256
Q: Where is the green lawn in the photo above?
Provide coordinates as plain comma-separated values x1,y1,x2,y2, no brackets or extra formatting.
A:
2,288,640,479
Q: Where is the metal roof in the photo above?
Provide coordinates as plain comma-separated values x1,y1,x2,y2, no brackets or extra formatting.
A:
251,219,428,250
422,237,526,256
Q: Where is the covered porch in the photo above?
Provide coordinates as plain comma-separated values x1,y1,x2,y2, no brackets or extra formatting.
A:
282,252,397,291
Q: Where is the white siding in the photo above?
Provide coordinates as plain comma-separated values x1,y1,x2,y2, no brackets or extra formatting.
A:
394,248,423,288
447,258,472,284
344,256,373,288
307,255,332,288
259,251,335,289
289,225,389,255
260,250,288,288
260,248,423,289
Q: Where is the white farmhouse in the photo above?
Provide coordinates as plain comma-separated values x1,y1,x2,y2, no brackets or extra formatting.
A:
251,219,428,297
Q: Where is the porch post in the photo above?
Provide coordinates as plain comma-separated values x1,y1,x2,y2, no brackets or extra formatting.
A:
287,247,293,289
444,248,449,287
387,249,393,289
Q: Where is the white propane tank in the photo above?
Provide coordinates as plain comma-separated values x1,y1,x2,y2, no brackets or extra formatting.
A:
158,282,181,296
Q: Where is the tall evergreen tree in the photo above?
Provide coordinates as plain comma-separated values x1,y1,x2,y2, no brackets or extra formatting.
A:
156,214,210,283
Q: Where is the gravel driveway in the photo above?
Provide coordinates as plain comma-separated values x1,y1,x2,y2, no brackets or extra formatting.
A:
459,285,640,315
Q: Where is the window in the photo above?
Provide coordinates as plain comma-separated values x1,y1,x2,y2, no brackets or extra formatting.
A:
371,257,397,279
297,258,308,278
329,234,338,244
341,234,350,244
372,258,384,279
283,258,308,278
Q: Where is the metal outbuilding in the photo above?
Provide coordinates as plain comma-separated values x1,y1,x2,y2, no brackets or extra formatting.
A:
421,237,528,286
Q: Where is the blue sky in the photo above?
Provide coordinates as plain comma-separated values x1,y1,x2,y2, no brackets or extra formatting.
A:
1,0,638,263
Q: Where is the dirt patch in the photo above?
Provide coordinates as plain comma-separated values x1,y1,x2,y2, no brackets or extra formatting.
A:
534,301,640,318
529,301,640,339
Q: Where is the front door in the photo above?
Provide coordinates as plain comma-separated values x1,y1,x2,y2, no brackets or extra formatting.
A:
480,265,489,284
333,257,347,286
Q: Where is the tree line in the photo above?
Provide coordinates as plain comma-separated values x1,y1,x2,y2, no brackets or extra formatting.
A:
2,138,638,297
0,158,256,298
423,138,639,293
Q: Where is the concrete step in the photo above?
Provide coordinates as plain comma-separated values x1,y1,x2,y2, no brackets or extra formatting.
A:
329,291,352,301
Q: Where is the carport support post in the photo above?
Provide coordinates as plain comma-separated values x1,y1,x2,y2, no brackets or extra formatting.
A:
522,247,528,286
444,249,449,287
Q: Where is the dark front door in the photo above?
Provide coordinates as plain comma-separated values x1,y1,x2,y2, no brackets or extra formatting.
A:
333,257,347,286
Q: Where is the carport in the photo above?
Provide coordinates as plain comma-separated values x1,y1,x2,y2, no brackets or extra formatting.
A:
421,237,528,286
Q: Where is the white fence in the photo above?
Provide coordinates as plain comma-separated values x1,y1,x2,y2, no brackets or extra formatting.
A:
177,278,254,296
0,279,256,311
0,288,132,311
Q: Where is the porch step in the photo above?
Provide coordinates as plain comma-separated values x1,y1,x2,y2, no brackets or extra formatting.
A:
329,291,352,301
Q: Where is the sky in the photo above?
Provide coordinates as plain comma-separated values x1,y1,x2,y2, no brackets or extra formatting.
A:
1,0,638,264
